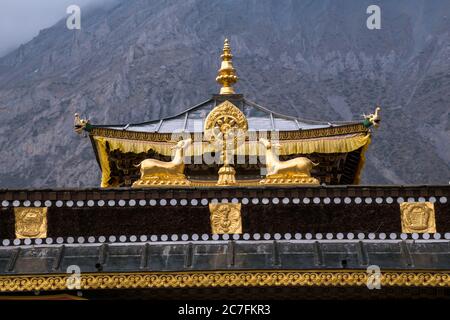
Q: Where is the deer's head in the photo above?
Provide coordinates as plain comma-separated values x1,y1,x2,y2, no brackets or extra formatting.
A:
259,138,281,151
171,138,192,150
259,138,271,149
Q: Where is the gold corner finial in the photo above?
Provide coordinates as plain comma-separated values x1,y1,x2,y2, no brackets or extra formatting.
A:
74,113,90,134
363,105,381,128
216,38,238,95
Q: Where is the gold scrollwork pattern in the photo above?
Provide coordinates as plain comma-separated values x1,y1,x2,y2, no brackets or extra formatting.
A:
0,271,450,292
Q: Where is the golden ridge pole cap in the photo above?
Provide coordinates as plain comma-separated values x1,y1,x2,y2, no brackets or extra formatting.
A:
216,38,238,94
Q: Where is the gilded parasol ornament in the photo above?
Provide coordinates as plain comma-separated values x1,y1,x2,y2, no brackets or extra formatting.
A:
216,38,238,95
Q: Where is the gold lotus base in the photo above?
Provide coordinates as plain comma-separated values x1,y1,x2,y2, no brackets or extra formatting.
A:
259,174,320,185
217,165,236,185
132,174,191,188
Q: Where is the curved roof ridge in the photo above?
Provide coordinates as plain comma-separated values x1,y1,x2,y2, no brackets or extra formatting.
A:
156,97,214,121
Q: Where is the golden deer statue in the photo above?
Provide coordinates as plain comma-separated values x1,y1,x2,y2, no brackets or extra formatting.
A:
259,138,320,185
132,138,192,187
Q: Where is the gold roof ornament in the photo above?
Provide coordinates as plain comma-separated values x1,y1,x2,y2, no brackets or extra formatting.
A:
204,100,248,186
204,100,248,139
216,38,238,94
74,113,90,134
363,106,381,128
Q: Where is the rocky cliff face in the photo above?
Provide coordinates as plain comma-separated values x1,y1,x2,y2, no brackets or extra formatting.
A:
0,0,449,187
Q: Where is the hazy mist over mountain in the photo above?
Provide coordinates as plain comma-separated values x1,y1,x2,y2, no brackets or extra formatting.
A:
0,0,115,57
0,0,449,188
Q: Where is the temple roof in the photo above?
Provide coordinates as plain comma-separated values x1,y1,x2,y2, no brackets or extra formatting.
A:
73,39,380,188
90,94,363,134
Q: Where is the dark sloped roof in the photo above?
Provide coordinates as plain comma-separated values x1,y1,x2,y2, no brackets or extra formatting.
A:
1,239,450,275
0,239,450,275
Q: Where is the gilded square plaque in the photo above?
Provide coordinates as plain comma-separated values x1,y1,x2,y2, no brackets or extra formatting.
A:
14,207,48,239
209,203,242,234
400,202,436,233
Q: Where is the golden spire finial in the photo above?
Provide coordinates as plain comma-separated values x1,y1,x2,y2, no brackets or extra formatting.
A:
216,38,238,94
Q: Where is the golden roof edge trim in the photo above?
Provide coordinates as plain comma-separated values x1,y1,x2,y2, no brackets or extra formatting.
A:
89,123,369,142
0,270,449,292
